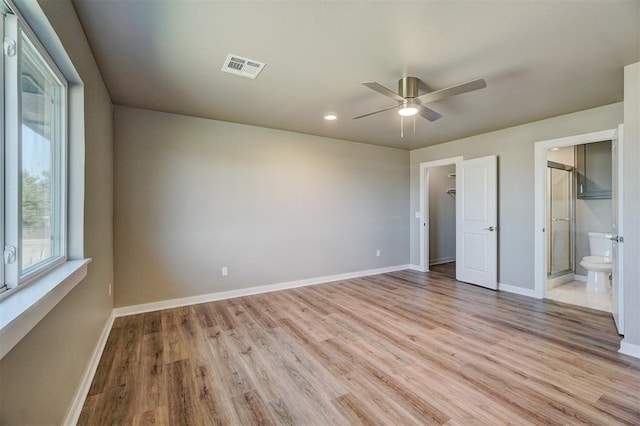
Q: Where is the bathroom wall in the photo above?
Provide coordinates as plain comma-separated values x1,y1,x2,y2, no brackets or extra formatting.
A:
575,200,612,276
548,146,574,166
428,164,456,264
574,141,613,274
547,145,612,277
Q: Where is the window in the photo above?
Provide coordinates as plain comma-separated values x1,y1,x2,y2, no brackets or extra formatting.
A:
0,0,88,361
2,10,67,293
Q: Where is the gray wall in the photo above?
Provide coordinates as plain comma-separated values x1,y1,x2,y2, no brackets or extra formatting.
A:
114,106,409,307
623,62,640,348
428,165,456,264
410,103,623,290
0,0,114,424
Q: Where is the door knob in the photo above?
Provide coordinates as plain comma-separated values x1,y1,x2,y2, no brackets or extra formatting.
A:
610,235,624,243
483,226,495,231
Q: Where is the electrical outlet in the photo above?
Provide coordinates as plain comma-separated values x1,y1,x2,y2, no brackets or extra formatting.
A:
376,249,381,257
108,283,112,296
221,267,228,276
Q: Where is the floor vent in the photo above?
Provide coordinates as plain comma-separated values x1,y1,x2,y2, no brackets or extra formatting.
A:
221,54,265,79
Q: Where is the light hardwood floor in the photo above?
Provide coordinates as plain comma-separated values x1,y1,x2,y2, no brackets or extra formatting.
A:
428,262,456,280
80,270,640,425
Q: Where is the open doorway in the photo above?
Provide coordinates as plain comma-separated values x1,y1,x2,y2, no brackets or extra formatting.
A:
420,155,498,290
534,127,624,334
419,157,462,274
427,164,457,278
545,143,612,311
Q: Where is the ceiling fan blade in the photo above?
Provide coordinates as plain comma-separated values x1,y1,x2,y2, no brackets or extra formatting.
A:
352,104,399,119
361,81,406,102
417,78,487,104
418,104,442,122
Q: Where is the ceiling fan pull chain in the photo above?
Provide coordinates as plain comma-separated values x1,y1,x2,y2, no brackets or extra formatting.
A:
400,115,404,138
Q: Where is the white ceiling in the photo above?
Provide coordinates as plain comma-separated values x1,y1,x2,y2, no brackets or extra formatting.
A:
71,0,640,150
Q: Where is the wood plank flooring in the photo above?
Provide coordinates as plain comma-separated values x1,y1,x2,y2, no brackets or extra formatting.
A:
80,270,640,425
428,262,456,280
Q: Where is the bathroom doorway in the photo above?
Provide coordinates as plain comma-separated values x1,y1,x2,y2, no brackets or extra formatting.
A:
544,145,614,312
534,127,624,333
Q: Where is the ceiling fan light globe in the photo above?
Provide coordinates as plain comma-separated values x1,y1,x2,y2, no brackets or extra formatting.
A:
398,107,418,117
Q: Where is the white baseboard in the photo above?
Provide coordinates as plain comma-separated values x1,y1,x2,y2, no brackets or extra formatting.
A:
575,274,587,282
64,310,115,426
113,264,411,317
619,339,640,359
406,272,540,300
428,257,455,266
498,282,540,299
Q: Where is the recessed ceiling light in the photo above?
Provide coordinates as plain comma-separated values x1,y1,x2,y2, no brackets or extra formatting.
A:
551,147,560,151
324,114,337,121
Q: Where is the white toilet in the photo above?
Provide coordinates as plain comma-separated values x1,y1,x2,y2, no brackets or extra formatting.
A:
580,232,612,294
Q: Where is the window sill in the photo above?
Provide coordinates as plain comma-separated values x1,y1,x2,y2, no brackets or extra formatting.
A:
0,258,91,360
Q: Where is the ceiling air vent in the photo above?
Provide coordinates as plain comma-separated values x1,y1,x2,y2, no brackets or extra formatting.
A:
221,54,266,79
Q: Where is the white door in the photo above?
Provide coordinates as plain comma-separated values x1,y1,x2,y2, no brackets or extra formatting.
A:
611,124,624,334
456,156,498,289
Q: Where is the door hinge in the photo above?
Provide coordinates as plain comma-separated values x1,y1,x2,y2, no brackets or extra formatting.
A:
3,37,16,57
4,246,16,264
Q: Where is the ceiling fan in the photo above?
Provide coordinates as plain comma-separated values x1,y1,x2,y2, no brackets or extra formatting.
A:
353,76,487,122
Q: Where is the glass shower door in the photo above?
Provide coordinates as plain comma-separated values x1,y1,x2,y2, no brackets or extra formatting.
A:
547,163,574,276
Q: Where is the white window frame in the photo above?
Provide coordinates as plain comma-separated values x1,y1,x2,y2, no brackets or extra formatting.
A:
2,11,68,292
0,11,5,293
0,0,90,361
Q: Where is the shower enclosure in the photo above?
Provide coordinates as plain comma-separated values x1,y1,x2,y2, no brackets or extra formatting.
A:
547,161,575,277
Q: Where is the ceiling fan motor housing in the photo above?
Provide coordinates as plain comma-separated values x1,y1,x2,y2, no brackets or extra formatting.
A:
399,77,420,98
